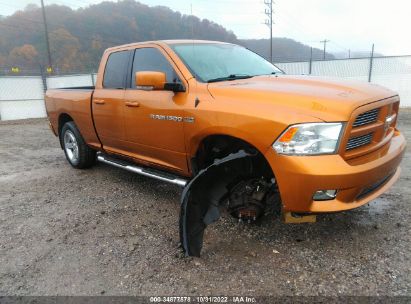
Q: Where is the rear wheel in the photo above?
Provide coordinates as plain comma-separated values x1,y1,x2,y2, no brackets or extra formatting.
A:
61,121,96,169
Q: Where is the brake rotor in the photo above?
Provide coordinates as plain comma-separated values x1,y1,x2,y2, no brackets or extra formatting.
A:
227,178,271,223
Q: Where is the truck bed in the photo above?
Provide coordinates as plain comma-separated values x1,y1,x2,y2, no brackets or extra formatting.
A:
45,88,101,149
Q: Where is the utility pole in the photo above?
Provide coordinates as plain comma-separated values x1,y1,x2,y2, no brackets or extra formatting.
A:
40,0,52,73
320,39,330,60
348,49,351,59
264,0,274,63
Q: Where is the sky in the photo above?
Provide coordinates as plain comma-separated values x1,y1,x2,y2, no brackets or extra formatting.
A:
1,0,410,55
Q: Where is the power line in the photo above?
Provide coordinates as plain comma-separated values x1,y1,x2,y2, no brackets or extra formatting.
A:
0,11,127,46
1,0,363,62
329,41,353,59
0,19,125,47
275,6,318,44
52,0,94,6
0,0,97,9
0,0,170,47
330,41,349,51
265,4,353,58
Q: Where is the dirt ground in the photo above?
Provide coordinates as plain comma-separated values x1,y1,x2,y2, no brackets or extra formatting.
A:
0,110,410,297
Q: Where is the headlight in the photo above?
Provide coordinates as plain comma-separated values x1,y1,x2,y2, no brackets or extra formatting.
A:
273,122,343,155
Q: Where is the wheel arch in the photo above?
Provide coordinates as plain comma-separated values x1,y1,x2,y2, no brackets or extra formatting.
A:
191,132,273,177
58,113,74,148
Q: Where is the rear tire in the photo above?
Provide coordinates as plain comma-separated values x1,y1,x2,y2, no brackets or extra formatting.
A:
61,121,96,169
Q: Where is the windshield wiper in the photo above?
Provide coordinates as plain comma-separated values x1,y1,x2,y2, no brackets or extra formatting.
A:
207,74,254,83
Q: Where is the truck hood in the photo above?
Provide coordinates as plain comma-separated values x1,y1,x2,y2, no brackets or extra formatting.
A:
207,75,397,121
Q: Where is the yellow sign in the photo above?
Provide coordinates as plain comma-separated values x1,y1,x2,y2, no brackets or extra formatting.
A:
11,67,20,73
46,67,52,73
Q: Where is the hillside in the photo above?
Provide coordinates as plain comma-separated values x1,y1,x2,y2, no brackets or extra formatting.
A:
240,38,334,62
0,0,333,74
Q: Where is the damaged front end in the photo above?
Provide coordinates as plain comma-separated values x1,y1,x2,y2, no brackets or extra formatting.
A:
179,150,278,257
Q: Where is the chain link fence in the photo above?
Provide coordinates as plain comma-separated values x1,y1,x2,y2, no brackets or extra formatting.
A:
0,55,410,121
0,73,97,120
275,55,411,106
0,76,47,120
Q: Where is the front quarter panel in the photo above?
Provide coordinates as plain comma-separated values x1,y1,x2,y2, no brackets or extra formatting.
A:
185,84,323,158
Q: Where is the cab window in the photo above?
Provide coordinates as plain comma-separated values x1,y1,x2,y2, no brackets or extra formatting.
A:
131,48,180,88
103,50,131,89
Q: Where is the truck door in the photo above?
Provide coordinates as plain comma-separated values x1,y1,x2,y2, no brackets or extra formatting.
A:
123,47,188,174
93,50,131,154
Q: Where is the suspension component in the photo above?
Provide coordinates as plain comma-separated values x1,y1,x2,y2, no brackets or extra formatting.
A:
227,178,271,223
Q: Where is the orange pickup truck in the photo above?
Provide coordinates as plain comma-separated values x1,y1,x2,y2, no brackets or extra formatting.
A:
45,40,406,256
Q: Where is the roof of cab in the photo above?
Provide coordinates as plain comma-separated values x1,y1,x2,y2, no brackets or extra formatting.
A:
105,39,232,52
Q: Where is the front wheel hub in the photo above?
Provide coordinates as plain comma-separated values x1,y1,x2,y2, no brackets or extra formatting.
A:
227,178,271,223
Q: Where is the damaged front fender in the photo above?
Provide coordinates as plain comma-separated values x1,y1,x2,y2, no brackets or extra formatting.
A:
179,150,257,257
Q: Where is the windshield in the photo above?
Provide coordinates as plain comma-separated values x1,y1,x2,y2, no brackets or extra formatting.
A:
170,43,283,83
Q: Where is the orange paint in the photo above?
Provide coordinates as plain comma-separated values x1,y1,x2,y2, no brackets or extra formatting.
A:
45,40,406,213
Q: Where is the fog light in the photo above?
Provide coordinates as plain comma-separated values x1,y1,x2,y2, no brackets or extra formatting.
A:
313,190,337,201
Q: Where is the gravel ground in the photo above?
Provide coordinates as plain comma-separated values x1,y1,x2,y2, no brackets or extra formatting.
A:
0,110,410,297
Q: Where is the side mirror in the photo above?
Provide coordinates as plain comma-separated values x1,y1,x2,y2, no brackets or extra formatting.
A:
135,71,166,90
164,82,186,93
135,71,185,93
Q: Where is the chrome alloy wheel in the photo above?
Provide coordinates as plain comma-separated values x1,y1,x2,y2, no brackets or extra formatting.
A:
63,130,79,163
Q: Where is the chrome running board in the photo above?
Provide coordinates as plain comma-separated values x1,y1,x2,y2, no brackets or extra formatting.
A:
97,153,188,187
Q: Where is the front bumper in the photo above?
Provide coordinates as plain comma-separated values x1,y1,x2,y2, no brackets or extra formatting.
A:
265,131,406,213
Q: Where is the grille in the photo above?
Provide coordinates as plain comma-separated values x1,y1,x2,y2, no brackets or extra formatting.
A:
346,133,373,150
352,108,380,127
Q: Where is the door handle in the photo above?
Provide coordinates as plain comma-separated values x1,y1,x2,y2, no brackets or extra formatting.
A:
94,99,105,105
125,101,140,107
